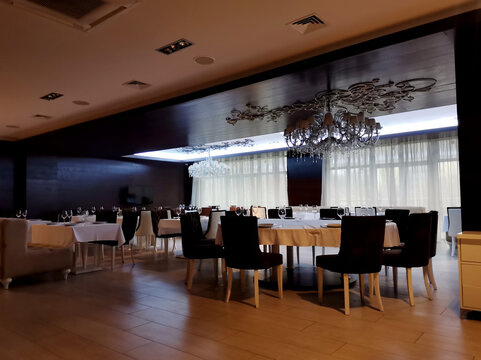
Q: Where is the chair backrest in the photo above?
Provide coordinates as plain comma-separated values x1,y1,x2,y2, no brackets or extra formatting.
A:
447,207,462,238
286,207,293,218
96,210,118,223
224,211,237,217
399,213,432,267
201,207,212,217
320,208,339,220
136,211,154,236
220,216,261,268
150,210,161,236
337,216,386,274
385,209,410,243
267,209,280,219
429,211,438,258
205,210,225,239
251,206,267,219
180,212,205,258
122,211,139,243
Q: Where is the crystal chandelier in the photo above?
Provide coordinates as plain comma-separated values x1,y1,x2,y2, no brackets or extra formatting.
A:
226,78,437,158
285,110,381,158
188,149,230,178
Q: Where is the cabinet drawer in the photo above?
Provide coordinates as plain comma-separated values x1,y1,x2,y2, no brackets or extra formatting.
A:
461,264,481,287
462,286,481,310
460,243,481,263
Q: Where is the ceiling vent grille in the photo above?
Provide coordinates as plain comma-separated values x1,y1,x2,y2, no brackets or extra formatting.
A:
122,80,151,90
288,13,325,34
3,0,138,31
33,114,52,119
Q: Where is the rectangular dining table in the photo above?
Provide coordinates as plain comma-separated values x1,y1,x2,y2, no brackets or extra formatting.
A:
30,222,125,273
216,218,400,269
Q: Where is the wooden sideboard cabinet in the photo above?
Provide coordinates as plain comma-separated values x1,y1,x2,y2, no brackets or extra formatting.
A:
458,231,481,312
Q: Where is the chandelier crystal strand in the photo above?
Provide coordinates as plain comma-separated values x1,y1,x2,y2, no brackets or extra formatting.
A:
188,148,231,178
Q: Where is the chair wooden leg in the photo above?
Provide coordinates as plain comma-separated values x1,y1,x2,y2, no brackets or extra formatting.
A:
121,246,125,264
184,260,190,284
296,247,300,264
213,258,219,282
225,267,233,303
451,237,456,256
359,274,365,304
368,273,374,298
406,268,415,306
152,237,157,254
277,265,283,299
317,267,323,302
343,273,350,315
240,269,246,292
198,259,203,271
129,244,135,264
427,258,437,290
221,258,226,285
423,266,433,300
312,246,316,265
254,269,260,308
393,266,398,292
374,272,384,312
187,259,195,290
111,247,115,270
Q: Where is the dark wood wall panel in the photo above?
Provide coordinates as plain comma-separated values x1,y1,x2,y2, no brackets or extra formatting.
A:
26,156,185,220
455,11,481,231
287,155,322,206
0,141,14,216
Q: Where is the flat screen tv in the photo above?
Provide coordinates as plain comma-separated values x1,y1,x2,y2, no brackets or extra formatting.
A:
120,186,154,205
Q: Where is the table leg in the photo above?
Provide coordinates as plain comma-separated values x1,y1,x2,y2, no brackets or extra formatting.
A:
286,246,294,269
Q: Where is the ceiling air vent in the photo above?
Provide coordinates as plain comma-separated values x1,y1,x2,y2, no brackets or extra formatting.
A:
156,39,193,55
40,92,63,101
3,0,138,31
288,13,325,34
122,80,151,90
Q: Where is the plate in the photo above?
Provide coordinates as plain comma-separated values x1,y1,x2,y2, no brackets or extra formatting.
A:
327,223,341,228
259,223,274,228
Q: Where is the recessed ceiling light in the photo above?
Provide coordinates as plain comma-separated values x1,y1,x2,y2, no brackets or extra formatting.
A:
5,124,20,129
72,100,90,105
156,38,193,55
194,56,215,65
33,114,52,119
40,92,63,101
122,80,151,90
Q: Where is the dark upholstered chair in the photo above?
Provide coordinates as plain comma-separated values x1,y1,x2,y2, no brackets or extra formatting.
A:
93,211,137,269
95,210,118,223
320,208,340,220
180,212,224,290
385,209,410,244
425,211,438,290
382,213,432,306
316,216,386,315
221,216,283,308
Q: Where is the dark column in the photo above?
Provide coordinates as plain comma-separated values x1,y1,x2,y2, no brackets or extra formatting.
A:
287,153,322,206
454,10,481,231
13,147,27,212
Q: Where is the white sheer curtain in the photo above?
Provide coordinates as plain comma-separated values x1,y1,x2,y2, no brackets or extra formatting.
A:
191,151,288,209
322,130,460,234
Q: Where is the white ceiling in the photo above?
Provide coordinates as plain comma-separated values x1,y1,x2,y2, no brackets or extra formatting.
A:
0,0,479,141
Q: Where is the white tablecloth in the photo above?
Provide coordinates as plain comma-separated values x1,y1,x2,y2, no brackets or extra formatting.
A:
72,215,96,223
216,219,400,248
31,223,125,247
157,217,209,236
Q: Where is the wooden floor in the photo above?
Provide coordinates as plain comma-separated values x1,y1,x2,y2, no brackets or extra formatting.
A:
1,242,480,360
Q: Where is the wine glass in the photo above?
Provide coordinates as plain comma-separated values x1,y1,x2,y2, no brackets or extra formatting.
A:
175,207,181,218
278,207,286,220
21,209,27,219
337,207,345,219
235,207,242,216
61,210,67,222
76,206,82,215
68,209,73,222
16,210,22,218
91,206,96,215
99,205,104,211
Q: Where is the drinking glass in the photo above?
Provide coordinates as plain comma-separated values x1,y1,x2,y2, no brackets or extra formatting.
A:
235,207,242,216
16,210,22,218
175,207,181,217
91,206,96,215
278,207,287,220
68,210,73,222
21,209,27,219
61,210,67,222
76,206,82,215
337,207,345,219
